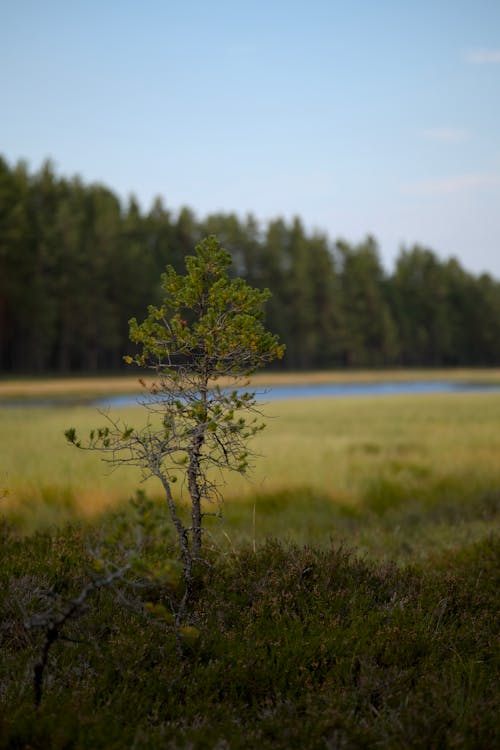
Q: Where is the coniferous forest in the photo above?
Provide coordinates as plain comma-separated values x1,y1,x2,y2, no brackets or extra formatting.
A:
2,155,500,374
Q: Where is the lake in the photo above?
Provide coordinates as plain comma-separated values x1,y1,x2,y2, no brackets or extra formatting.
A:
95,380,500,407
2,380,500,409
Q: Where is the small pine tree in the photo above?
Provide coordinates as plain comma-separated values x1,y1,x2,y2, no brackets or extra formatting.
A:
66,235,284,595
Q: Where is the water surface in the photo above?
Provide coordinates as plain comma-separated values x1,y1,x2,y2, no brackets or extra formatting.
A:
2,380,500,409
95,380,500,407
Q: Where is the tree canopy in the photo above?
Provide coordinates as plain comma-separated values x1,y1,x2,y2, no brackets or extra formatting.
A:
2,155,500,373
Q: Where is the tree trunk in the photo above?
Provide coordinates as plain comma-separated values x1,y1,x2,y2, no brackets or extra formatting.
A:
187,383,208,558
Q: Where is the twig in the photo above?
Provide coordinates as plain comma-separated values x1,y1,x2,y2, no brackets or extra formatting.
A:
27,563,131,707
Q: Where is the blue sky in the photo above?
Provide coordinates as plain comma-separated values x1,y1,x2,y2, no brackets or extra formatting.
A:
2,0,500,276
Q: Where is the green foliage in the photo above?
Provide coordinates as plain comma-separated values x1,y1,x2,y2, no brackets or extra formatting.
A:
1,523,499,748
127,235,284,375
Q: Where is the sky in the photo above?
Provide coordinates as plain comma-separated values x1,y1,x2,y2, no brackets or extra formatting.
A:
2,0,500,277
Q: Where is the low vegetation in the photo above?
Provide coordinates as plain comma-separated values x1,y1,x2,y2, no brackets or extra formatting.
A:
1,518,498,749
2,378,499,746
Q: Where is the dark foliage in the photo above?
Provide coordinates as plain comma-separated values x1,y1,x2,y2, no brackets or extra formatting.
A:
2,156,500,373
1,517,498,749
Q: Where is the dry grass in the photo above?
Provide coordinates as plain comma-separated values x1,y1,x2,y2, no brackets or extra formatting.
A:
2,391,500,542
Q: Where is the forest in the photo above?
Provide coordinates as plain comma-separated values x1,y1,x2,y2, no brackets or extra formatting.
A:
2,155,500,374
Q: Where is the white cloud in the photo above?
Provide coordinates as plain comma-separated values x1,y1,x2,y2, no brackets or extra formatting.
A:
402,174,500,196
421,128,469,143
465,49,500,64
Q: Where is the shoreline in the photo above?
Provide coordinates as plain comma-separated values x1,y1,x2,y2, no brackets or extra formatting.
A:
2,367,500,399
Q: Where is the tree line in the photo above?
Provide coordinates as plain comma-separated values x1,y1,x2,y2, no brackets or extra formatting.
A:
2,155,500,374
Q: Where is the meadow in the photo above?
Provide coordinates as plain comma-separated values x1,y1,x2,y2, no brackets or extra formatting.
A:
2,386,500,562
1,377,499,748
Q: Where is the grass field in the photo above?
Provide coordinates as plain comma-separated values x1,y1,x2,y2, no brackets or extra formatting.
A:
2,386,500,562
